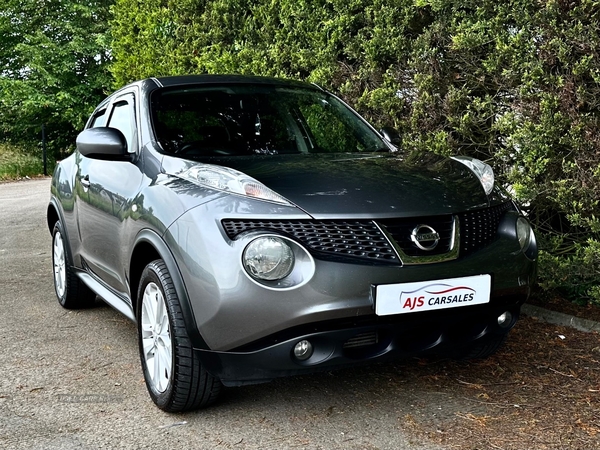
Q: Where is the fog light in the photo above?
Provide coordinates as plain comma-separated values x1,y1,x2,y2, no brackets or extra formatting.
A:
498,311,513,328
293,340,313,361
243,236,295,281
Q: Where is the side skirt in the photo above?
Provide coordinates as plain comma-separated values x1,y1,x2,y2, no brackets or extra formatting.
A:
77,272,136,322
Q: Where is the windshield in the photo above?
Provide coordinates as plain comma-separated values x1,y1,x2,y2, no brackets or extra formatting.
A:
151,84,388,156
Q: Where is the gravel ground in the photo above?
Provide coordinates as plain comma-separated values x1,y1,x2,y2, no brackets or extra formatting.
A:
1,178,599,450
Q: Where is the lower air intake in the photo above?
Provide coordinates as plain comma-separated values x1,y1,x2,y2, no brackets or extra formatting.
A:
343,331,379,349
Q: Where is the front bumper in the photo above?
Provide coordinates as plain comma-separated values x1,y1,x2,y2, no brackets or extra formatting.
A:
166,200,537,352
197,300,523,386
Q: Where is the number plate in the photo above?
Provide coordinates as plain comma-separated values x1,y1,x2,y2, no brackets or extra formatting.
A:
375,274,491,316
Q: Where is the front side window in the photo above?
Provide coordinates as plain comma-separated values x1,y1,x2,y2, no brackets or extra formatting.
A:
89,109,107,128
107,96,136,153
151,85,387,157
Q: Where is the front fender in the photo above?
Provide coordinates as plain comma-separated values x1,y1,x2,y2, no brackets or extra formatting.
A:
132,228,210,350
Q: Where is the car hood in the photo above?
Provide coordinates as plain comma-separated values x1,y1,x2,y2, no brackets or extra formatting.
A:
191,153,490,219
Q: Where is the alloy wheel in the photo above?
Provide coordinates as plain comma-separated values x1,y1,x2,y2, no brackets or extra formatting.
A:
53,231,66,298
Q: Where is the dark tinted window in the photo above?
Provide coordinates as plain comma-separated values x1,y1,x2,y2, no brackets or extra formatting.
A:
151,85,386,156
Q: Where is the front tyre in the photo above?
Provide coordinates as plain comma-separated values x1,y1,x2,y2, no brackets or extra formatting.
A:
51,221,96,309
137,260,221,412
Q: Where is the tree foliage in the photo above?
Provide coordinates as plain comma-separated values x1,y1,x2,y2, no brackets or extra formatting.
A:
2,0,596,302
111,0,600,304
0,0,113,158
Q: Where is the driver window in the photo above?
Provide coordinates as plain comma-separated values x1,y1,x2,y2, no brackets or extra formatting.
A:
90,109,107,128
107,96,136,153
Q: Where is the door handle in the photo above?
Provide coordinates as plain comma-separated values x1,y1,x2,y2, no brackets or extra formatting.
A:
81,175,90,188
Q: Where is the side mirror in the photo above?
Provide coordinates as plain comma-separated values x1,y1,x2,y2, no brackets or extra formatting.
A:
380,127,402,147
76,127,129,160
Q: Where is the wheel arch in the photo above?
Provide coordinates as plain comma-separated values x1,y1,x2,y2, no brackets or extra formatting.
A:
131,229,209,350
47,199,62,234
47,198,77,270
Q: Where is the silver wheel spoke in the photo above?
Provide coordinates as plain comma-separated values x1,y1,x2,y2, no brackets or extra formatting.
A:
142,333,155,356
157,308,169,336
157,334,172,374
153,346,167,392
156,344,170,391
155,294,165,333
143,285,158,326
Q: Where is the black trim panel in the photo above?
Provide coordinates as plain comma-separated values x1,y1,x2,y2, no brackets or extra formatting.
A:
197,303,522,386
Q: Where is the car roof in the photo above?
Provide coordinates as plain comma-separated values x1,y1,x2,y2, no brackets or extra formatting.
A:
151,74,320,90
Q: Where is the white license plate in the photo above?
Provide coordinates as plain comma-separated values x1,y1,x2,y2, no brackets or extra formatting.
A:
375,274,491,316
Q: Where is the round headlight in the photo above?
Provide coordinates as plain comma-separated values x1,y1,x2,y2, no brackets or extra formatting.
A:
516,217,532,251
243,236,295,281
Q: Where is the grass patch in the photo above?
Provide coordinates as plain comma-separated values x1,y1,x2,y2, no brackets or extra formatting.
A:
0,143,47,181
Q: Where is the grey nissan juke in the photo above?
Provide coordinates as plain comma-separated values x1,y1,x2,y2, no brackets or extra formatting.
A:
48,75,538,411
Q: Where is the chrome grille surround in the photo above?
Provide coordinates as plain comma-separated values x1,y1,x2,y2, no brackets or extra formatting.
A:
375,216,459,265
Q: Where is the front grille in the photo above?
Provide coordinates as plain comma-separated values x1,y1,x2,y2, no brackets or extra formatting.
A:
459,202,515,256
221,219,398,263
221,201,515,264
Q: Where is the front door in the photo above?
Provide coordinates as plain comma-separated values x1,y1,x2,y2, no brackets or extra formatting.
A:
75,92,143,299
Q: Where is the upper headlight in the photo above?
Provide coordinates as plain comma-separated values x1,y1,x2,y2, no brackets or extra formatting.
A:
452,156,495,195
177,164,291,205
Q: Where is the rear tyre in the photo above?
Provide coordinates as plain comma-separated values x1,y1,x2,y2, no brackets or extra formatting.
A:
137,259,222,412
51,221,96,309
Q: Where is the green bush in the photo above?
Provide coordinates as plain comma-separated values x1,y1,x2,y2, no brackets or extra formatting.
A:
111,0,600,304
